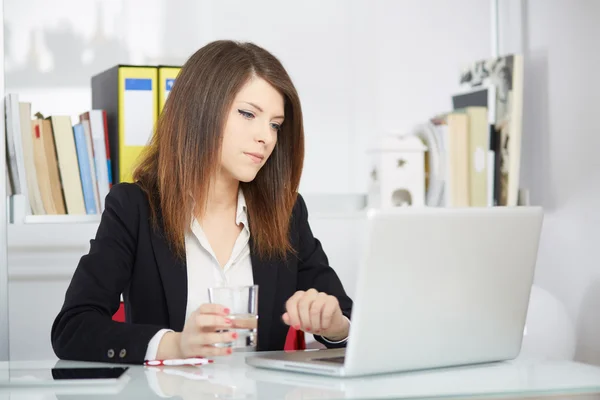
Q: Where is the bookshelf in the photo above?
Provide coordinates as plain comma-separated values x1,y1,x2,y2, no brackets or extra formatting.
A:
0,0,512,227
19,214,101,224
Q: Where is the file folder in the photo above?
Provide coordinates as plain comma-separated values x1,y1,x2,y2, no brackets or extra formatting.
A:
91,65,158,184
158,66,181,114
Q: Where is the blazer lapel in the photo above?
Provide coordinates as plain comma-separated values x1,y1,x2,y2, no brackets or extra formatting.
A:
250,238,279,351
150,223,188,332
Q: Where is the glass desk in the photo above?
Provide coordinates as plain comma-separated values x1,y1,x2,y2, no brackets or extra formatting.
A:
1,351,600,399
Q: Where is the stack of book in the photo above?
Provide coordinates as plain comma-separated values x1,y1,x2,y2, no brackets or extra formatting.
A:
4,64,181,220
5,97,112,217
417,53,524,208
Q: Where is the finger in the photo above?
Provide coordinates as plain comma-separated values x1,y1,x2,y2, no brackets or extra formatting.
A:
321,296,340,331
285,291,305,329
230,315,257,330
309,293,328,334
198,303,230,315
298,289,319,332
196,345,233,358
198,331,238,346
195,314,233,331
282,312,290,326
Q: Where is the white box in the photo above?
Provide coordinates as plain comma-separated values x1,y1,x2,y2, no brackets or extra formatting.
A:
367,135,426,208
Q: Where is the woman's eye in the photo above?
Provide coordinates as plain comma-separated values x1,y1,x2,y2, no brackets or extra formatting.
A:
270,123,281,131
238,110,254,119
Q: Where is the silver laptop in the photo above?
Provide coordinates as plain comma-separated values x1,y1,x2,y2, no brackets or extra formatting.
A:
246,206,544,377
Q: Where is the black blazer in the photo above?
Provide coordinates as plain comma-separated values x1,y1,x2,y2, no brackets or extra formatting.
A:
51,182,353,364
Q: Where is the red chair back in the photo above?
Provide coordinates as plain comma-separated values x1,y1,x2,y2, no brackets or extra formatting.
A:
284,327,306,351
112,302,126,323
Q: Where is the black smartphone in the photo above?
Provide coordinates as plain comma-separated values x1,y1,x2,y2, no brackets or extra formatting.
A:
51,367,129,381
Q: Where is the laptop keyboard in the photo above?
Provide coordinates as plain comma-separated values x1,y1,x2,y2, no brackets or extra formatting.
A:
312,356,346,364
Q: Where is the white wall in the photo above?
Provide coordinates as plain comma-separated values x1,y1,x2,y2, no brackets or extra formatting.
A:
202,0,492,194
506,0,600,365
4,0,491,195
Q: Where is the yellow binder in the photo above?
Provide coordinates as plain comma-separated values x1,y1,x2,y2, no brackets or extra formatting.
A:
158,66,181,114
92,65,158,184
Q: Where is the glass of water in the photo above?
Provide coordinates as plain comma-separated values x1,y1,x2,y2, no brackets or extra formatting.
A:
208,284,259,351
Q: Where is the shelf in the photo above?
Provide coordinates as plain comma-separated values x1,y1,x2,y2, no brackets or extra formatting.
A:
8,221,100,250
5,209,369,251
19,214,101,224
5,192,369,250
308,210,368,219
7,194,102,224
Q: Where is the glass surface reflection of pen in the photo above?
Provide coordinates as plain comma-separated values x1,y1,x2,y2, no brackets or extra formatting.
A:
144,358,214,366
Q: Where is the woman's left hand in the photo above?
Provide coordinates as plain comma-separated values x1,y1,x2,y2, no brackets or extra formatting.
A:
282,289,349,341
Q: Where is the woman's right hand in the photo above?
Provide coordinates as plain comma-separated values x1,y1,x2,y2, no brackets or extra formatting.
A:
157,304,237,359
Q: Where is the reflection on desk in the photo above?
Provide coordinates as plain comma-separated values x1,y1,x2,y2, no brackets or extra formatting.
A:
1,352,600,399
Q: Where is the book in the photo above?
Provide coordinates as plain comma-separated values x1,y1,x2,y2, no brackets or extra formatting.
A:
73,123,98,214
458,54,524,206
51,115,86,215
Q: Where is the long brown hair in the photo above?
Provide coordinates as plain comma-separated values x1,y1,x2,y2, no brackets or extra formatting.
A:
133,40,304,260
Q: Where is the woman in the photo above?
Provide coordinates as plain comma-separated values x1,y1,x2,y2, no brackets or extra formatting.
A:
51,40,353,364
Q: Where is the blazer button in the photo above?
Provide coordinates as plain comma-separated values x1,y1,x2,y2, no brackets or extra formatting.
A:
119,349,127,359
107,349,115,358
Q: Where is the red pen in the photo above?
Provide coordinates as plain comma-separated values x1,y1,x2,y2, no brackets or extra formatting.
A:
144,358,214,366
